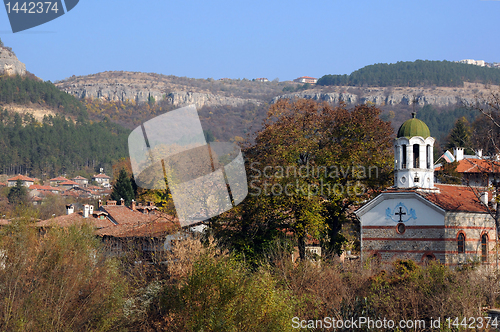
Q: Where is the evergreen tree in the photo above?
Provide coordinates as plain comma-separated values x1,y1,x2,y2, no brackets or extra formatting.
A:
446,117,473,154
8,179,28,206
436,161,462,185
111,168,135,206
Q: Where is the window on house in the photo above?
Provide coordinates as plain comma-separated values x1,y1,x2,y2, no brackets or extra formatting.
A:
482,234,488,262
413,144,420,168
458,233,465,254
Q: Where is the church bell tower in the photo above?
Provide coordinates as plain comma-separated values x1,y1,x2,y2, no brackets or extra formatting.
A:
394,113,435,189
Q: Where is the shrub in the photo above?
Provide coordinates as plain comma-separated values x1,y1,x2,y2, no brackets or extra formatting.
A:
161,254,295,331
0,220,127,331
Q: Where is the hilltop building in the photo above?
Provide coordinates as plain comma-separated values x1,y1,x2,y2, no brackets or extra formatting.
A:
355,114,497,266
293,76,317,84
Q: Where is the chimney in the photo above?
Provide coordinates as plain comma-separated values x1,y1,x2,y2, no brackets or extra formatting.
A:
453,147,464,161
89,205,94,216
83,204,90,218
480,192,488,206
66,204,74,215
98,199,102,208
120,198,124,206
475,149,483,158
131,199,136,211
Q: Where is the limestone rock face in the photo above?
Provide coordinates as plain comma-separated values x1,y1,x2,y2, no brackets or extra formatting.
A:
0,47,26,76
272,89,473,108
60,82,261,108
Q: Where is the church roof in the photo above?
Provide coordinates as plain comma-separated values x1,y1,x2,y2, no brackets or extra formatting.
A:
384,184,491,213
397,113,431,139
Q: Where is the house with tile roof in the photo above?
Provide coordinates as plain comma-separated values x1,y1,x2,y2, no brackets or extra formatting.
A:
71,176,89,187
355,114,497,267
7,174,35,187
37,200,179,260
92,173,111,187
435,148,500,187
49,176,69,187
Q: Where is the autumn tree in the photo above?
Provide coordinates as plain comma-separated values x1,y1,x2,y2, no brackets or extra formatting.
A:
211,99,394,262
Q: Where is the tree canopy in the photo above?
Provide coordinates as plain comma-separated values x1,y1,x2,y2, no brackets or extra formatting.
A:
317,60,500,87
0,109,129,178
111,168,135,206
210,99,394,262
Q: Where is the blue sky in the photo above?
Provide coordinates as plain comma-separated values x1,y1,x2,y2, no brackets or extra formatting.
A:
0,0,498,82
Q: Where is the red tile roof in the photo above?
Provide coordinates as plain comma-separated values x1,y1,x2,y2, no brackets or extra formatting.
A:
93,173,110,178
8,174,35,182
72,176,88,180
29,184,60,191
37,203,179,239
384,184,491,213
435,158,500,173
49,176,69,182
36,212,115,229
59,180,79,186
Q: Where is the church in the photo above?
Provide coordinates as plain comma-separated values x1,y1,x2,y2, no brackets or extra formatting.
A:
355,114,497,266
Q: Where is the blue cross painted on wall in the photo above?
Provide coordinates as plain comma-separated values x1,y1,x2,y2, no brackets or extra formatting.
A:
385,202,417,222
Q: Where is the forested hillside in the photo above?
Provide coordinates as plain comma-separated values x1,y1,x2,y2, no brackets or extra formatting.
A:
416,105,478,140
317,60,500,87
0,74,87,118
84,98,269,142
0,110,129,178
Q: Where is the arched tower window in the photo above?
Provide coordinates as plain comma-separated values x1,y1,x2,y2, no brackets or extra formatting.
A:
413,144,420,168
426,144,431,169
457,233,465,254
481,234,488,262
402,145,407,169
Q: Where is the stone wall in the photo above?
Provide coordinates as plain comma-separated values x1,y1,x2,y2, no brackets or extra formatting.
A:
361,212,497,266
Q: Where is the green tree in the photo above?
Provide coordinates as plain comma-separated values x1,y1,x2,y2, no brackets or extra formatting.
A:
211,99,394,262
446,116,473,154
435,161,462,185
111,168,135,206
7,179,28,206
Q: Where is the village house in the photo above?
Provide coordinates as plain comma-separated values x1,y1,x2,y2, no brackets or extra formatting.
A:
49,176,69,187
92,173,111,187
36,200,179,260
58,180,79,190
7,174,35,187
355,114,497,267
435,148,500,187
71,176,89,187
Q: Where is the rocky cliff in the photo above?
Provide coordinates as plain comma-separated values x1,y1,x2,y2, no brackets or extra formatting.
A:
0,47,26,76
59,81,261,108
55,71,491,110
272,84,485,108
